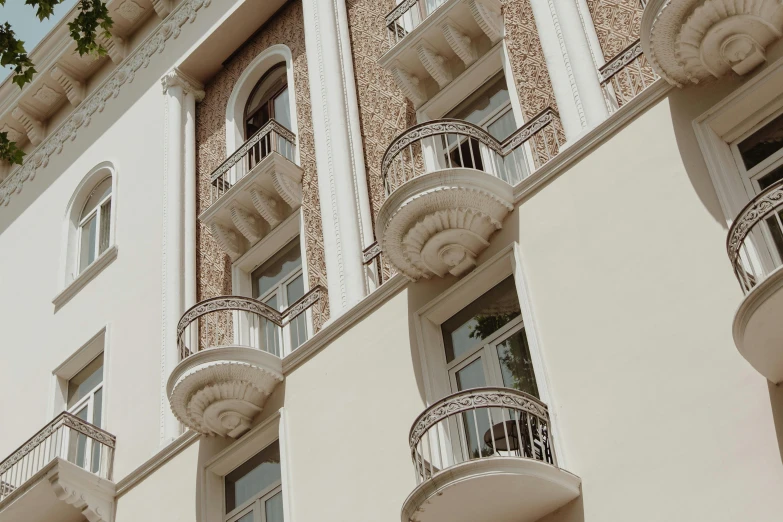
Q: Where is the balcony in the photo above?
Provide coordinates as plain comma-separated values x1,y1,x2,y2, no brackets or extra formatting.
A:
599,38,659,114
376,108,559,280
167,287,323,437
202,120,303,260
402,387,580,522
0,413,116,522
641,0,783,87
727,180,783,383
380,0,503,107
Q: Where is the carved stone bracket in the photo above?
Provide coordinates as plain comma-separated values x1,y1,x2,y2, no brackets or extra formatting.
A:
150,0,172,18
11,107,45,146
250,187,284,227
98,34,127,65
47,461,116,522
469,0,503,43
210,223,246,259
392,66,427,107
50,66,86,106
230,204,265,244
416,44,453,88
442,20,478,67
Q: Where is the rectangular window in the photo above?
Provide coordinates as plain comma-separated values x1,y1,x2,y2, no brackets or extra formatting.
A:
225,441,283,522
66,353,104,473
252,238,309,356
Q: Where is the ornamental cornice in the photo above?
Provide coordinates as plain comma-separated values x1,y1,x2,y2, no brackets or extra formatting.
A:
642,0,783,86
0,0,213,207
161,67,206,100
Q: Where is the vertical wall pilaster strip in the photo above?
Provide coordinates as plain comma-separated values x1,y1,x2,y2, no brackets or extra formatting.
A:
301,0,369,317
184,90,200,310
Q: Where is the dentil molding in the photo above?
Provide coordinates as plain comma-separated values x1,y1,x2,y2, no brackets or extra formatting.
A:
0,0,213,207
376,169,514,280
642,0,783,86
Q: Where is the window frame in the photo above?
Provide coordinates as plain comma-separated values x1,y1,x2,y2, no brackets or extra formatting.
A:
244,63,290,138
77,176,113,274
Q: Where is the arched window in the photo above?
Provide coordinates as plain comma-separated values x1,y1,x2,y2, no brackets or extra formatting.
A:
244,63,291,138
77,176,112,273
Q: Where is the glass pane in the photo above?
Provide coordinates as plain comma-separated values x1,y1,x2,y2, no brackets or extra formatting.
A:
80,177,111,220
225,442,281,514
285,275,304,306
273,87,291,131
234,511,255,522
67,354,104,408
99,201,111,254
441,276,521,363
455,358,486,391
91,387,103,473
265,491,284,522
487,108,516,141
79,215,98,271
245,65,287,135
253,240,303,299
289,313,308,351
448,73,511,130
738,112,783,170
496,329,539,397
69,406,89,468
757,163,783,190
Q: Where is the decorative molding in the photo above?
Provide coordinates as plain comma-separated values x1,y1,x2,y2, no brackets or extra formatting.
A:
0,0,213,207
48,462,115,522
11,106,45,146
599,39,644,82
416,44,453,88
362,241,382,264
468,0,503,43
98,34,127,64
150,0,172,18
116,0,145,22
250,187,283,227
230,204,265,243
32,85,62,105
442,20,478,66
0,123,24,143
391,66,427,107
50,66,86,106
161,67,205,100
642,0,783,86
272,170,303,207
210,223,246,260
52,245,119,311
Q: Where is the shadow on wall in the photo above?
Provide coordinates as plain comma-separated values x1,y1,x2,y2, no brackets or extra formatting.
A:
538,495,585,522
768,382,783,465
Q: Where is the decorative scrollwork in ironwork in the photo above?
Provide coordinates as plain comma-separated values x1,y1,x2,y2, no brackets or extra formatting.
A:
599,39,643,83
408,387,550,449
281,286,324,323
727,180,783,272
362,242,382,264
210,119,297,182
385,0,419,25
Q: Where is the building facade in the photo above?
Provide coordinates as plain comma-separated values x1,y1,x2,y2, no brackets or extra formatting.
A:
1,0,783,520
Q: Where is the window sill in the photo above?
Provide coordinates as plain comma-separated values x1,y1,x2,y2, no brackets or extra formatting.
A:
53,245,118,311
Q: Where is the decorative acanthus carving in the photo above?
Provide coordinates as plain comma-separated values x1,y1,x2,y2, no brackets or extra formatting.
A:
116,0,145,21
376,170,514,280
230,204,265,243
11,107,45,146
250,187,284,227
442,21,478,66
50,66,86,106
416,44,453,88
161,68,206,100
272,171,303,207
643,0,783,86
47,463,115,522
469,0,503,43
392,66,427,107
210,223,246,259
150,0,172,18
98,34,127,64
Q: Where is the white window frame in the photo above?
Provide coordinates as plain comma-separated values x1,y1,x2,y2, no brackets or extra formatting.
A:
201,411,293,522
232,212,313,358
412,243,566,465
77,177,113,273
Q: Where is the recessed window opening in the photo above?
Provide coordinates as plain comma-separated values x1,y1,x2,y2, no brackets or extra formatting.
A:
78,177,112,273
732,108,783,264
66,353,104,473
224,441,283,522
244,64,291,170
252,237,307,356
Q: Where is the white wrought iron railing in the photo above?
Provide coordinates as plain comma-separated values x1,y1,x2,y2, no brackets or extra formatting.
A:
408,387,556,484
177,287,324,360
385,0,448,48
381,108,560,196
599,38,658,113
208,119,296,207
727,180,783,293
0,412,115,503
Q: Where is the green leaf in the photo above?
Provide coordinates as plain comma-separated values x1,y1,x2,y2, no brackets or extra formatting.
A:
0,132,26,166
0,23,36,88
68,0,114,57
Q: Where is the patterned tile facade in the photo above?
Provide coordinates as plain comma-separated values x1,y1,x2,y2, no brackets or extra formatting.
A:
195,0,329,331
586,0,643,61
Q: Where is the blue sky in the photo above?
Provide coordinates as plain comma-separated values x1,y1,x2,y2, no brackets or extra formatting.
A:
1,0,78,82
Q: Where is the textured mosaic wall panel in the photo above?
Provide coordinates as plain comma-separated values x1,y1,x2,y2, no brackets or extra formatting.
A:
586,0,643,61
195,0,329,331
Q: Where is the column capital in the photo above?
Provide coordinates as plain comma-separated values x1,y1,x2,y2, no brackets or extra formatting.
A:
161,68,205,101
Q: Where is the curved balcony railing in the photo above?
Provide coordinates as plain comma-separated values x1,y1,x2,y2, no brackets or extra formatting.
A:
177,287,324,360
409,387,556,484
727,180,783,293
381,108,559,196
208,119,296,207
0,412,115,503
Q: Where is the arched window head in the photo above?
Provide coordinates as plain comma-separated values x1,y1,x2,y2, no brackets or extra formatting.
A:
78,176,112,272
244,63,291,139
